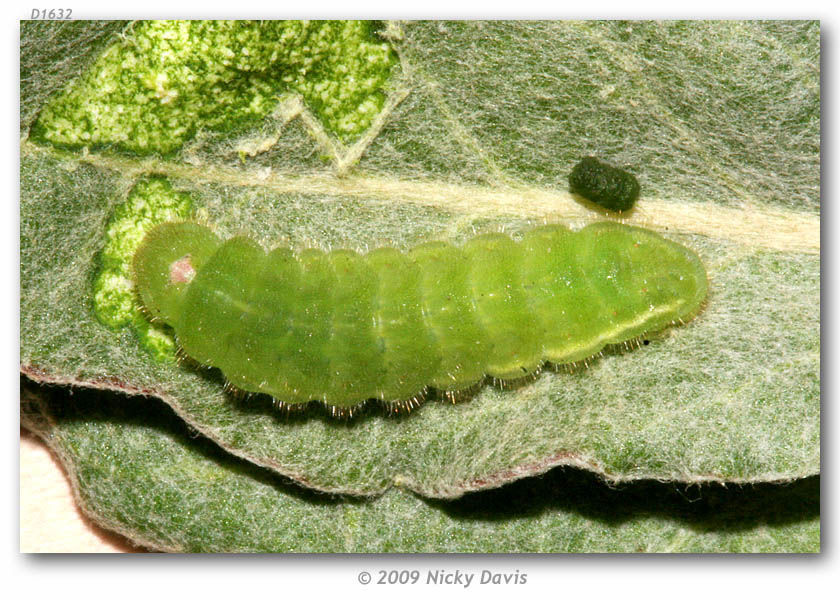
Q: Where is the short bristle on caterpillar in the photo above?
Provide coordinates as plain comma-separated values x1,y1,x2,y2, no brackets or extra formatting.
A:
132,221,707,415
569,157,641,213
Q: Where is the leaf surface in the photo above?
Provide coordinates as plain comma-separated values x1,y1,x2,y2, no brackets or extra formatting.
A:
21,381,820,553
20,20,819,498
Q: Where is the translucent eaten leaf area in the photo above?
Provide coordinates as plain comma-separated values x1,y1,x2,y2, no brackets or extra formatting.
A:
27,21,397,154
20,20,129,133
21,381,820,553
20,152,819,497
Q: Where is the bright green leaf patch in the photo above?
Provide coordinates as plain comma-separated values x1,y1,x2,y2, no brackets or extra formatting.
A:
31,20,397,154
20,20,129,133
92,177,192,360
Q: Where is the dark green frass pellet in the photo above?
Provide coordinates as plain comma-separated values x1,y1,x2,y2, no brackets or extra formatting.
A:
568,157,640,212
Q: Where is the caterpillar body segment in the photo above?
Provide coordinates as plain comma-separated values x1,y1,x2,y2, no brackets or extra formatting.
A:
133,221,708,410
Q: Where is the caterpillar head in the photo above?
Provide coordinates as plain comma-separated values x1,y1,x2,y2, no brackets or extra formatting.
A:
132,222,221,325
585,221,709,323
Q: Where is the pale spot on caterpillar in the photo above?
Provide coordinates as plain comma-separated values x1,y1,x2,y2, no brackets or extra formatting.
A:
169,256,196,285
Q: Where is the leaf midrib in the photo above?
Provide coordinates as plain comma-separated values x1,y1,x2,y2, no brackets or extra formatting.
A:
20,139,820,254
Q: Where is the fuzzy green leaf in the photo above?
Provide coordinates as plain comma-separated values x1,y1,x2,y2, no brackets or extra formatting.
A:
21,381,819,553
21,20,819,503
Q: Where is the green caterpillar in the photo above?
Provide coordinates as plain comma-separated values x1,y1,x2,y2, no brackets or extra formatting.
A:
133,221,707,413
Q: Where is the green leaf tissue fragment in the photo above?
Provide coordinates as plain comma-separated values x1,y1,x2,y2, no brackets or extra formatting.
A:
31,20,397,154
92,177,192,360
